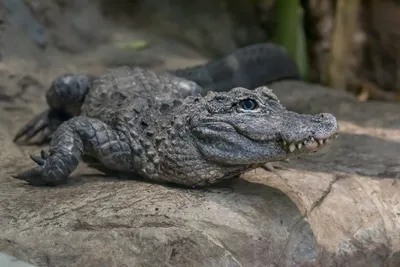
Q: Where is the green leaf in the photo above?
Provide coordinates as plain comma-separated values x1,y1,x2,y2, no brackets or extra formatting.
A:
273,0,309,80
117,40,150,50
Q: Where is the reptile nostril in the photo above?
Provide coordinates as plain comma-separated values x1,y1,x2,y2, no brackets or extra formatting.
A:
318,113,333,120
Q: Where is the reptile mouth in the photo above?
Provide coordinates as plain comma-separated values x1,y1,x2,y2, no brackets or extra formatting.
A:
278,132,339,154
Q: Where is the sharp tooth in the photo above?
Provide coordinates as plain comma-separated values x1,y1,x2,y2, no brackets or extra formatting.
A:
318,139,323,145
289,143,296,152
310,137,315,142
283,141,287,146
297,143,302,149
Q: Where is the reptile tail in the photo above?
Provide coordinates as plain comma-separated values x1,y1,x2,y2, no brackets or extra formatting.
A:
171,43,300,92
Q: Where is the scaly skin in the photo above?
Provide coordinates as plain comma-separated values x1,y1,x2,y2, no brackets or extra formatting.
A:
13,43,339,187
14,43,299,145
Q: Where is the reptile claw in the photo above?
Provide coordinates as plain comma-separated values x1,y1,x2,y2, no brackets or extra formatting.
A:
13,149,69,186
12,165,48,186
13,109,69,145
30,155,46,165
29,149,49,165
14,110,49,144
13,149,52,185
263,163,276,172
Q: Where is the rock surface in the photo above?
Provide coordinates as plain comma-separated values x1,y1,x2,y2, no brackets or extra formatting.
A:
247,80,400,266
1,4,400,267
1,62,399,267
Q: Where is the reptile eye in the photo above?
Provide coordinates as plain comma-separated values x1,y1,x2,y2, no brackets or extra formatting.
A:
239,99,258,110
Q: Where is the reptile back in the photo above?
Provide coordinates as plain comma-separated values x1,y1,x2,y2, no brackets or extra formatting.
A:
81,66,202,124
81,42,299,124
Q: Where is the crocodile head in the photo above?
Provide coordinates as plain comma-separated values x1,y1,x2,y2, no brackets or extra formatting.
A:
187,86,339,165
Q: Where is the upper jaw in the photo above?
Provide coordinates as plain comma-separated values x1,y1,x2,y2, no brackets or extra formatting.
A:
275,112,340,155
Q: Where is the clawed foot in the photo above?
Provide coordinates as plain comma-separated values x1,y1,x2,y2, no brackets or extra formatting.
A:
13,109,69,145
262,159,290,172
12,150,59,186
263,163,277,172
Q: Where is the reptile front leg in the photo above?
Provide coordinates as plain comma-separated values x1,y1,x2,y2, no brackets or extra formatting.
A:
13,117,134,186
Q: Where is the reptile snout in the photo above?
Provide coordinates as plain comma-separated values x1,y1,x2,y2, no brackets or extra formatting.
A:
312,113,339,140
277,111,339,154
313,113,336,122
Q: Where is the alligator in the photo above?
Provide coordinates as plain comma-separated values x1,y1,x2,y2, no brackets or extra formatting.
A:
12,43,339,187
